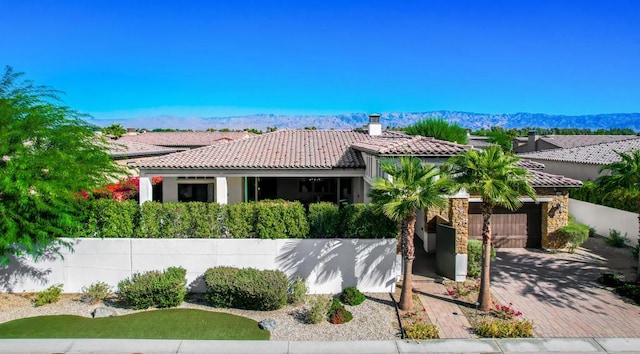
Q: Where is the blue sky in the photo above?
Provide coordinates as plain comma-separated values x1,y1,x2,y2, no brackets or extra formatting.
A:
1,0,638,119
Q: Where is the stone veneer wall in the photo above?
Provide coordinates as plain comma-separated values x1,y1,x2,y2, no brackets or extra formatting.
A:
539,190,570,249
448,198,469,254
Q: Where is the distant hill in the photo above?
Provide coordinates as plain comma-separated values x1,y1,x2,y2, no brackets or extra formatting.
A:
89,111,640,131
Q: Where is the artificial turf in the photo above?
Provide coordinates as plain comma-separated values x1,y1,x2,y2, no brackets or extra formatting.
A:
0,309,270,340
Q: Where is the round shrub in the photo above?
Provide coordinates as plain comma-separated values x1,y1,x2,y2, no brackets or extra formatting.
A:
288,277,307,305
467,239,496,279
340,286,365,306
118,266,187,310
404,322,440,339
547,222,589,252
81,281,112,304
327,298,353,324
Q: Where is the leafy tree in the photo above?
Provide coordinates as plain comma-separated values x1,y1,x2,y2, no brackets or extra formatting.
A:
596,149,640,281
445,146,535,311
486,130,517,151
369,157,453,310
404,117,468,144
101,123,126,138
0,66,124,264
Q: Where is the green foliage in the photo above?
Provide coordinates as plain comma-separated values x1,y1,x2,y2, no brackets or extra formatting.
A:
101,123,126,138
76,199,138,238
404,117,468,144
327,298,353,324
304,296,331,324
467,239,496,278
547,222,590,252
404,322,440,339
288,277,307,305
0,66,124,263
137,202,222,238
118,267,187,309
225,202,256,238
485,129,518,151
340,204,398,238
571,181,638,213
308,202,341,237
597,273,624,288
474,318,534,338
340,286,366,306
605,229,629,248
204,267,288,311
616,284,640,304
34,284,63,307
80,282,112,304
632,243,639,260
589,226,597,238
254,200,308,239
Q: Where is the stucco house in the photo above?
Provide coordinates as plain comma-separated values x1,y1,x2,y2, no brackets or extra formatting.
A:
117,131,253,150
512,131,638,153
518,138,640,181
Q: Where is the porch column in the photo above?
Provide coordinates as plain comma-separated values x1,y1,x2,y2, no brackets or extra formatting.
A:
215,177,228,204
139,177,153,205
541,192,570,249
448,194,469,282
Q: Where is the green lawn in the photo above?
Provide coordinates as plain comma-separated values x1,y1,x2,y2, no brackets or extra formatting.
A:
0,309,269,340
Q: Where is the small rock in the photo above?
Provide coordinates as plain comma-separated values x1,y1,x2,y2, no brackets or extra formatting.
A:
258,318,277,330
91,306,117,318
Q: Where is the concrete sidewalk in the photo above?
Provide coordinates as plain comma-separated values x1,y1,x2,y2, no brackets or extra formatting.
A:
0,338,639,353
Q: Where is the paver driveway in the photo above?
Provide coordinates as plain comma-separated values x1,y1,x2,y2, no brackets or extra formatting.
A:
490,237,640,337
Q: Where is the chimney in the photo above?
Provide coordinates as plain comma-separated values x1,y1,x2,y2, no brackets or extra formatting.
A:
527,130,537,152
368,113,382,136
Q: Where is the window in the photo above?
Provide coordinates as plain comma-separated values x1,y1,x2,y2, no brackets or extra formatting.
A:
178,184,211,202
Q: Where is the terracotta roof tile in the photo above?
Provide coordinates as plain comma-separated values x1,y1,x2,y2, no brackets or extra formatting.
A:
519,138,640,165
516,159,545,170
117,131,252,147
107,141,179,158
528,170,583,188
350,135,468,156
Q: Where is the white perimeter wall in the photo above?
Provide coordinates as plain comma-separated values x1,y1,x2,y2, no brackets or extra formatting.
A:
1,238,398,295
569,198,639,246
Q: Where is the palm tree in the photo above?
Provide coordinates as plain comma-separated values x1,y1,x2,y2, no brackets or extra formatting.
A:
369,156,453,310
445,146,535,311
596,149,640,281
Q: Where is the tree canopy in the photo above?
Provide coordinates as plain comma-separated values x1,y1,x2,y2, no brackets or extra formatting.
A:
403,117,468,144
101,123,126,138
0,66,124,264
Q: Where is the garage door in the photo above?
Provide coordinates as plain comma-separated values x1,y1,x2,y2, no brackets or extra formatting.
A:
469,203,541,248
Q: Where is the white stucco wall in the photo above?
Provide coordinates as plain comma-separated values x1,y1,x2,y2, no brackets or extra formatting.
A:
1,238,398,294
162,177,179,202
227,177,244,204
569,198,639,246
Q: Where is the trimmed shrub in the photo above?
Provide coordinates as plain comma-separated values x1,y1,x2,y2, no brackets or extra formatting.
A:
80,282,112,304
34,284,63,307
547,222,589,252
204,267,288,311
304,296,331,324
467,239,496,278
255,200,308,239
137,202,222,238
340,203,398,238
571,181,638,213
288,277,307,305
226,202,256,238
340,286,366,306
605,229,629,248
474,318,534,338
118,266,187,309
327,298,353,324
404,322,440,339
308,202,341,237
77,199,138,238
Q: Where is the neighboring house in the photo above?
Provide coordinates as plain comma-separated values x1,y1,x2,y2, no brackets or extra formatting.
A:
513,131,638,153
518,138,640,181
117,131,253,150
134,114,581,252
467,135,495,149
107,140,179,166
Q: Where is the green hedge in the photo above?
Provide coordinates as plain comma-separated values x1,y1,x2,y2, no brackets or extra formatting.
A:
548,222,589,252
203,266,288,311
467,239,496,278
118,266,187,309
72,200,397,239
571,181,638,213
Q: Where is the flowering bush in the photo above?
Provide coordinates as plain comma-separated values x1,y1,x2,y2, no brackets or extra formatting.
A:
446,281,479,299
80,176,162,201
491,302,523,320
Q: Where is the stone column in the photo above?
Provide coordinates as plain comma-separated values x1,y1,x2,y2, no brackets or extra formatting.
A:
541,192,570,249
215,177,228,205
448,197,469,281
138,177,153,205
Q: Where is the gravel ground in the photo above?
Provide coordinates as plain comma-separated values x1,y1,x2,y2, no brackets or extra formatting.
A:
0,292,400,341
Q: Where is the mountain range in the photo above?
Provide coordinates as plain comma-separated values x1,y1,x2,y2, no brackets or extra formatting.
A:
89,111,640,131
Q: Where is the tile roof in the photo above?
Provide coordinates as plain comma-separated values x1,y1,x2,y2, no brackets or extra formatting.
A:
350,135,468,156
135,130,470,170
468,136,495,148
519,138,640,165
117,131,252,147
107,141,179,158
515,134,639,149
515,159,545,170
528,170,582,188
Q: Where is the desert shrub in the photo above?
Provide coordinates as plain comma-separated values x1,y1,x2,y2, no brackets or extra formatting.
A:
118,266,187,309
304,296,331,324
597,273,624,287
404,322,440,339
340,286,366,306
616,284,640,304
308,202,341,237
226,202,256,238
204,266,288,311
491,302,523,320
254,200,309,239
340,203,398,238
474,318,534,338
76,199,138,238
467,239,496,278
327,298,353,324
605,229,629,248
80,282,112,304
288,277,307,305
34,284,63,307
547,222,589,252
588,226,597,238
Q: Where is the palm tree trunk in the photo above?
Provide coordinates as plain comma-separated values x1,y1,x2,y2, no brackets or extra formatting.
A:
399,210,417,310
478,202,493,311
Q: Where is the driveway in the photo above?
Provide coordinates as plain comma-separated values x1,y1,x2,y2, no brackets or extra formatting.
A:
490,237,640,337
